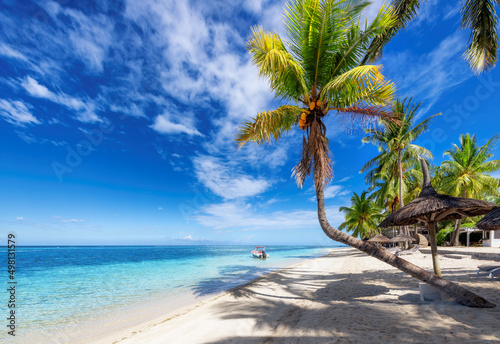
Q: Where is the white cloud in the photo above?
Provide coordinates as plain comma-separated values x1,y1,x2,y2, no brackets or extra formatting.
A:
183,234,193,240
61,218,85,223
158,207,163,210
324,185,350,199
22,76,54,99
16,217,23,221
21,76,84,110
408,0,439,29
308,185,350,202
42,0,113,73
20,76,100,123
0,99,40,126
443,4,461,20
150,113,203,136
194,201,346,230
124,0,275,147
193,155,271,199
0,43,28,61
15,130,37,143
109,104,144,118
337,176,351,183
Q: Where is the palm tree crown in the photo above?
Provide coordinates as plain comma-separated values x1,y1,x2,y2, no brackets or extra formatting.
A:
439,133,500,199
361,98,439,211
339,191,384,239
236,0,396,189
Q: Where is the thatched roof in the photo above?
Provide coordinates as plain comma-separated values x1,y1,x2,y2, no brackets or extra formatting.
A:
389,233,414,243
379,158,498,228
476,207,500,230
367,234,389,243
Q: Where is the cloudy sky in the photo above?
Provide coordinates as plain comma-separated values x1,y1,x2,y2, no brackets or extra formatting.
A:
1,0,499,245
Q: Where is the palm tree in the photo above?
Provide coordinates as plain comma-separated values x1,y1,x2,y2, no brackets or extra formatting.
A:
339,191,384,239
369,168,401,213
362,0,500,74
236,0,494,307
364,147,425,209
439,133,500,245
362,98,440,234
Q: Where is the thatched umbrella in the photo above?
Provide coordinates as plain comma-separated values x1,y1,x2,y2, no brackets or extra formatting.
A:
367,233,389,248
379,158,497,277
389,233,414,243
476,207,500,230
389,233,414,250
367,234,390,243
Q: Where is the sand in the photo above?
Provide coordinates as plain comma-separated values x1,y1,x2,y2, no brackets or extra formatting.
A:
91,248,500,344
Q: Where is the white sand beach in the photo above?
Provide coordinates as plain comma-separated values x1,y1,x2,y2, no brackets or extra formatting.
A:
90,247,500,344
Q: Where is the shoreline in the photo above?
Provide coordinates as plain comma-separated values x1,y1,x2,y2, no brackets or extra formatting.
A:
93,247,499,344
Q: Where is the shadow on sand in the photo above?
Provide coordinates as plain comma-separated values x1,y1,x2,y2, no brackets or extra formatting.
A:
188,253,500,344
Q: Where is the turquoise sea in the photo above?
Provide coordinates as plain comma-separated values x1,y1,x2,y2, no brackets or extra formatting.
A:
1,245,342,343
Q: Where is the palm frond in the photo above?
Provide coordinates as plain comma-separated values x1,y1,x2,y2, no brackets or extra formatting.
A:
333,104,395,133
461,0,499,73
329,3,396,79
247,26,308,100
362,0,421,64
236,105,302,148
321,64,396,106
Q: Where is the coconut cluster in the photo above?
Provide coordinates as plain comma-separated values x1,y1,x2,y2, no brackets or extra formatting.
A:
299,100,323,130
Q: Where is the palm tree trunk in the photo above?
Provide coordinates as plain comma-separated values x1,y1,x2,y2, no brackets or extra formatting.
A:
450,191,467,246
397,150,408,237
315,184,495,308
450,219,462,246
427,221,441,276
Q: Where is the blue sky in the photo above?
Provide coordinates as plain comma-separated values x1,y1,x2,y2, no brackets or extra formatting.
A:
1,0,500,246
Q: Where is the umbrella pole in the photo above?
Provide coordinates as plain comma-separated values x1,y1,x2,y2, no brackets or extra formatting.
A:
427,221,441,277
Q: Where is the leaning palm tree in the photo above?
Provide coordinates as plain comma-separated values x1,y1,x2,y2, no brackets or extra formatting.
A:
362,0,500,73
439,133,500,245
339,191,384,239
362,98,439,234
237,0,495,307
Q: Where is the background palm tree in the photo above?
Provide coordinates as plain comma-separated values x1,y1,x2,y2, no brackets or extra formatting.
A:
362,98,439,234
364,148,425,209
236,0,494,307
339,191,384,239
439,133,500,245
362,0,500,73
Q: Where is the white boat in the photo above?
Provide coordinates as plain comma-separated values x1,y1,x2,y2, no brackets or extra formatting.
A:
251,246,269,258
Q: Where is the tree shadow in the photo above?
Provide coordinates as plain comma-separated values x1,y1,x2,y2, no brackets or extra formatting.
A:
189,260,500,344
190,265,276,297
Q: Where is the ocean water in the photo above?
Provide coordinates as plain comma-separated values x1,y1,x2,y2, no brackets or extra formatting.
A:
0,245,340,342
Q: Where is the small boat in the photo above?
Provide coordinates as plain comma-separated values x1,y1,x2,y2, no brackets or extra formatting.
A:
251,246,269,258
